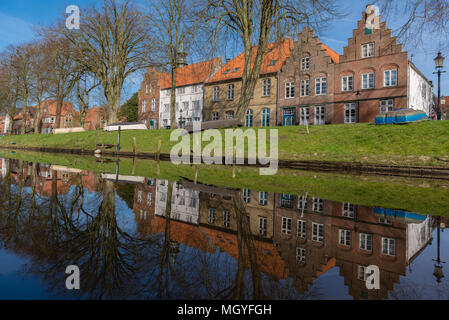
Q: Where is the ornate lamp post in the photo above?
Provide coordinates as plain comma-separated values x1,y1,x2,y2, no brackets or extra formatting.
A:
433,52,445,120
433,216,445,283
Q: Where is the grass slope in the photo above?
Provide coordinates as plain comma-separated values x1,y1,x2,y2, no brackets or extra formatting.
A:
1,121,449,166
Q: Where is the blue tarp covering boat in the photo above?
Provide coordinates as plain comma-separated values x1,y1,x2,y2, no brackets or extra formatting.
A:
375,109,429,125
374,207,427,222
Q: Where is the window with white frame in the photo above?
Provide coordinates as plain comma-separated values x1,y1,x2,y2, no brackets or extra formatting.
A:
285,82,295,98
362,73,375,89
163,104,169,113
262,78,271,96
380,99,394,113
298,195,307,211
314,105,325,125
245,109,253,127
212,112,219,121
259,192,268,206
344,103,357,123
379,218,392,225
138,190,142,204
243,189,251,203
297,220,306,238
342,75,354,91
299,107,310,125
145,84,149,94
192,85,198,93
301,79,310,97
281,217,292,234
151,98,157,111
258,217,268,236
301,56,310,71
223,210,230,227
147,192,152,206
142,100,147,113
361,43,375,58
227,84,234,100
193,100,200,111
382,237,396,256
312,223,324,242
296,247,306,263
358,265,367,281
226,111,234,119
342,202,355,218
360,233,373,251
312,198,323,212
384,70,398,87
208,208,215,224
315,77,327,95
177,87,185,95
213,86,220,101
339,229,352,246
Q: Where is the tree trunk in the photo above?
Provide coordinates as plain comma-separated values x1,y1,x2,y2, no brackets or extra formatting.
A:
170,68,177,129
33,95,42,134
55,98,64,129
21,90,28,134
106,88,121,125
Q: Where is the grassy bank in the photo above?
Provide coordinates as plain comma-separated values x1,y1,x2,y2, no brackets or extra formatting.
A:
1,150,449,217
1,121,449,166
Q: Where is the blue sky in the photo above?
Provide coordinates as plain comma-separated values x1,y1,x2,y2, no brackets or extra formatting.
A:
0,0,446,104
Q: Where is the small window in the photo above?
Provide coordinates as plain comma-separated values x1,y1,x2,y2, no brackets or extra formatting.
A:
297,220,306,238
258,217,267,236
382,237,396,256
314,106,325,125
259,192,268,206
344,103,357,124
339,229,351,246
362,43,375,58
312,198,323,212
243,189,251,203
245,109,253,127
315,77,327,95
213,86,220,101
261,108,270,127
225,111,234,119
301,79,310,97
301,57,310,71
358,265,367,281
269,59,278,66
285,82,295,98
208,208,215,224
360,233,373,251
299,107,310,125
262,78,271,96
312,223,324,243
232,67,240,73
296,247,306,263
362,73,375,89
342,75,353,92
227,84,234,100
380,99,394,113
223,210,230,228
212,112,219,121
281,217,292,234
151,98,157,111
384,69,398,87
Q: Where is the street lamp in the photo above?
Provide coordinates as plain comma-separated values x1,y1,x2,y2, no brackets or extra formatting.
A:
433,52,446,120
433,216,445,283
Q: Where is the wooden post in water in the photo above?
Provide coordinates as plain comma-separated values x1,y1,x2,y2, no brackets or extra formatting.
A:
117,126,121,154
232,145,236,178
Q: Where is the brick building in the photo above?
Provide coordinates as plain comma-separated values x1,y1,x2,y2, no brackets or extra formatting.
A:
138,67,170,129
204,39,293,127
83,105,106,131
278,10,434,125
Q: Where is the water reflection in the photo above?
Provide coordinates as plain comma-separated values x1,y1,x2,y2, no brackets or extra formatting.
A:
0,158,447,300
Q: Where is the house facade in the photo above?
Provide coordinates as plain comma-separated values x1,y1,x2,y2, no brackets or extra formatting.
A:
204,39,293,127
278,10,433,125
83,105,106,131
159,57,223,129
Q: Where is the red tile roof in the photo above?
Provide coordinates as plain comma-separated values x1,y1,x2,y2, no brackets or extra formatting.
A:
207,39,294,84
317,41,340,64
160,57,223,90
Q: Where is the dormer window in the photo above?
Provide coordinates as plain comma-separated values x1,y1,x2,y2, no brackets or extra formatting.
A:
269,59,278,66
232,67,240,73
361,43,375,58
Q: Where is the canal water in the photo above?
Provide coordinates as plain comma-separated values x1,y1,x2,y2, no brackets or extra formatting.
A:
0,157,448,300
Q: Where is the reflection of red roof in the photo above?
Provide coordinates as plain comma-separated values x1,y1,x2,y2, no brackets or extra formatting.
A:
316,257,336,277
160,57,222,89
151,217,214,253
201,227,288,279
207,39,293,84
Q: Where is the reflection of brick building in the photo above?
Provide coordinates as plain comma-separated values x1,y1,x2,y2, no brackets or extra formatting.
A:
274,193,433,299
132,178,157,237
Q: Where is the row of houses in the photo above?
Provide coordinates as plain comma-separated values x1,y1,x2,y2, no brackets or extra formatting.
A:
138,10,435,129
0,100,106,135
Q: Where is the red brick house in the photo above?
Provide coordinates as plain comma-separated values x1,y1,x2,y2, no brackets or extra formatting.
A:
138,67,170,129
38,100,78,134
83,105,106,131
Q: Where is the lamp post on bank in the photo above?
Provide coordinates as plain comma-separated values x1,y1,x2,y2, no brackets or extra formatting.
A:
433,52,445,120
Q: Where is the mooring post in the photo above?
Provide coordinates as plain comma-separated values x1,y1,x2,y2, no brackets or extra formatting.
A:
117,126,121,154
133,136,137,156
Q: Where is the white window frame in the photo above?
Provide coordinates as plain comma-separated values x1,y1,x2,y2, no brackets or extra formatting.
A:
314,105,325,125
362,72,375,89
299,107,310,125
382,237,396,256
362,43,375,58
339,229,352,246
312,197,323,212
142,100,147,113
300,79,310,97
360,233,373,251
342,202,355,218
342,75,354,92
312,223,324,243
297,220,306,238
281,217,292,235
151,98,157,111
344,103,357,124
358,265,367,281
259,192,268,206
384,69,398,87
227,84,234,100
261,108,270,127
285,82,295,99
212,112,219,121
258,217,268,236
296,247,306,263
208,208,215,224
315,77,327,95
243,189,251,203
380,99,394,113
213,86,220,101
301,57,310,71
223,210,230,227
262,78,271,97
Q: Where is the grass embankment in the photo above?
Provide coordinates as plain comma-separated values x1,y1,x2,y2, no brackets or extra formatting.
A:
1,121,449,167
2,150,449,217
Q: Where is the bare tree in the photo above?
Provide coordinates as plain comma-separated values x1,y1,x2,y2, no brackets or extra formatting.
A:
29,40,52,134
60,0,153,125
376,0,449,51
201,0,342,123
146,0,199,128
0,52,20,132
76,72,100,128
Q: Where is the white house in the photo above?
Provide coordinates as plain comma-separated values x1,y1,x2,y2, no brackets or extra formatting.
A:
408,61,434,116
159,57,222,129
155,180,200,225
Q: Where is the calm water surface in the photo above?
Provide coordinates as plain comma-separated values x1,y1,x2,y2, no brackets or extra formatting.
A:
0,158,448,300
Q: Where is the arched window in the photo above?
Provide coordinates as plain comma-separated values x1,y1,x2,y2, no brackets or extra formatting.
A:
245,109,253,127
